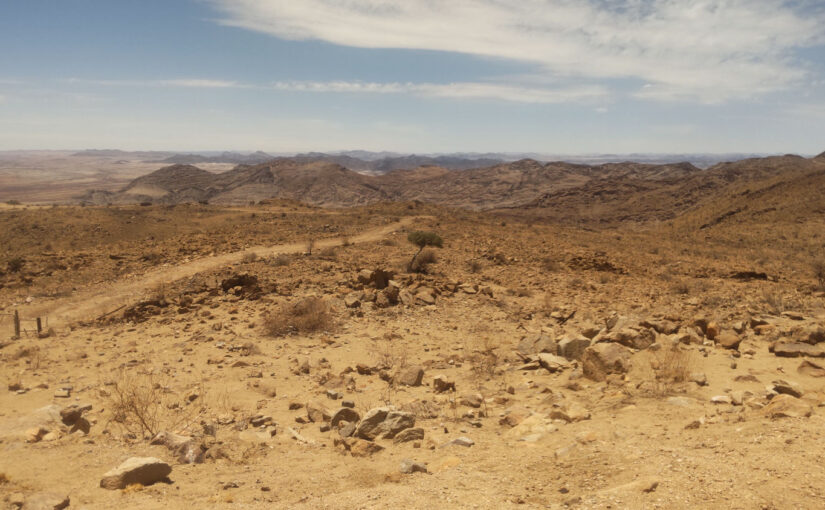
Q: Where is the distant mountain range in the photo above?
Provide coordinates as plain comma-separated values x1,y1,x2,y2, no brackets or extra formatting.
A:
68,149,789,173
77,151,825,225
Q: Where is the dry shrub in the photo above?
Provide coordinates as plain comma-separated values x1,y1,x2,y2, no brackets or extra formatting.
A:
671,280,692,295
761,289,786,314
6,257,24,273
104,371,207,438
640,344,693,396
409,248,438,273
141,252,163,265
241,252,258,263
507,287,533,298
14,345,43,369
379,238,396,247
263,297,334,337
318,246,338,260
540,256,561,272
271,253,292,267
467,259,483,273
814,260,825,289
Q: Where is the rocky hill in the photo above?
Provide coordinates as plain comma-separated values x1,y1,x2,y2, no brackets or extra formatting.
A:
79,153,825,224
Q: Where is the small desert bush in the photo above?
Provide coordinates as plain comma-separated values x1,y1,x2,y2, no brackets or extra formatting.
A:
6,257,24,273
141,252,164,265
467,259,483,273
506,287,533,298
671,280,692,295
263,297,334,337
318,246,338,260
409,248,438,273
814,260,825,289
271,253,292,267
104,371,208,438
540,256,561,272
241,252,258,263
642,344,693,396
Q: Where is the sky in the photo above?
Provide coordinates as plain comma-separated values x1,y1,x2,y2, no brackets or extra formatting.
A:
0,0,824,154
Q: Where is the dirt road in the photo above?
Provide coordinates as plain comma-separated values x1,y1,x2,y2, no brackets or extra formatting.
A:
19,216,418,328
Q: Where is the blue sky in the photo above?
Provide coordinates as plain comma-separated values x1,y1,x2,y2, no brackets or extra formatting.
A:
1,0,824,154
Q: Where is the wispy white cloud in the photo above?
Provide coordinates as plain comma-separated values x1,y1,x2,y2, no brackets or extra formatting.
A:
210,0,825,103
62,76,608,104
271,80,608,103
63,78,246,89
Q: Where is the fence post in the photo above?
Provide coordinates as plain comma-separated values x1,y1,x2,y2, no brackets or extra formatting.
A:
13,310,20,339
36,317,42,336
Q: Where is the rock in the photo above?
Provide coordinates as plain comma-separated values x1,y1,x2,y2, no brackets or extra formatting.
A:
432,375,455,393
306,402,331,423
21,492,70,510
798,360,825,377
641,319,679,335
344,294,361,308
399,459,428,474
800,325,825,345
537,353,570,372
26,426,48,443
330,407,360,428
376,411,415,439
348,438,385,457
150,431,204,464
600,327,655,350
549,403,591,423
716,331,741,350
99,457,172,490
393,427,424,444
398,366,424,387
517,334,557,356
354,406,391,440
773,342,825,358
772,380,803,398
415,290,436,306
503,414,556,441
710,395,732,404
730,391,745,406
762,394,813,418
53,389,70,399
558,335,591,360
59,404,91,426
690,373,708,386
441,436,474,448
459,393,483,408
338,421,357,438
705,322,720,340
581,343,632,382
499,407,531,427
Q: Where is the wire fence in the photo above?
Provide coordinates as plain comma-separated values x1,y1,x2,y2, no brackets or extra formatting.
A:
0,311,48,339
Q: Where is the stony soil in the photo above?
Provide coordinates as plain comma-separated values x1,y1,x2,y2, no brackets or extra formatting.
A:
1,201,825,509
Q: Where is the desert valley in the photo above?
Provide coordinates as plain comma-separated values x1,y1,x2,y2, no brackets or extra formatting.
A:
1,150,825,509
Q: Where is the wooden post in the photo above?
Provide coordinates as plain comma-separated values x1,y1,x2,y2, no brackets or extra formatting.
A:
36,317,42,335
13,310,20,339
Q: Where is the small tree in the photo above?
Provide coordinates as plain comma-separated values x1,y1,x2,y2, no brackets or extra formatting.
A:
407,231,443,272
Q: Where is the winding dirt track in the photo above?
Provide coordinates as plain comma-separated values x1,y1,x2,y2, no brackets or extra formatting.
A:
21,216,418,327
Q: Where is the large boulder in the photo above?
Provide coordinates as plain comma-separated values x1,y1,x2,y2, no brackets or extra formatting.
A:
99,457,171,490
762,394,813,419
397,366,424,387
376,411,416,439
715,331,741,350
772,342,825,358
517,334,557,356
353,407,392,440
21,492,70,510
582,343,632,381
558,335,591,360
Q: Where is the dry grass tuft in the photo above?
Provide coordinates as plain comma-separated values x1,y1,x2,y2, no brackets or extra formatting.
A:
103,371,208,438
409,248,438,273
263,297,335,337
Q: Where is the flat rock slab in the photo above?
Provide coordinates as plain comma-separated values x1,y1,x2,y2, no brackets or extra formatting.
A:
100,457,172,490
